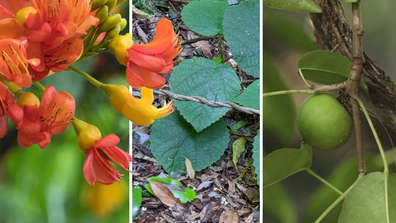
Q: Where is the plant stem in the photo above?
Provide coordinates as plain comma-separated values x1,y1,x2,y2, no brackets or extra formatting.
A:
263,90,314,98
306,169,342,195
69,65,103,88
33,81,46,92
314,173,364,223
347,0,366,174
0,80,17,94
298,69,312,88
218,33,224,63
358,98,390,223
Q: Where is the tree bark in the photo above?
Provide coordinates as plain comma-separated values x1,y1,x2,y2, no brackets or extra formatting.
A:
310,0,396,133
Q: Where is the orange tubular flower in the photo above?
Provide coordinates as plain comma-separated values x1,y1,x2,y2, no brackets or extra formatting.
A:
101,84,174,126
109,18,182,89
16,85,75,148
73,118,132,186
0,82,23,138
0,39,40,88
0,0,98,80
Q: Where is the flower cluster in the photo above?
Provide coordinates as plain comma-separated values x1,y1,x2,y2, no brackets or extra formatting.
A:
0,0,182,186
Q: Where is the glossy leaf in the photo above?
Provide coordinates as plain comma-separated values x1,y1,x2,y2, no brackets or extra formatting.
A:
264,0,322,13
231,120,248,132
298,50,352,84
263,143,312,188
132,187,142,221
339,172,396,223
232,137,247,167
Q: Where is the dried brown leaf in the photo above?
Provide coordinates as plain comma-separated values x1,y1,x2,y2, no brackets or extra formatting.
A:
219,209,239,223
185,157,196,179
148,181,185,210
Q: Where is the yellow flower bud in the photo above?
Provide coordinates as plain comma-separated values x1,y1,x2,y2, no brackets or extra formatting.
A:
16,92,40,109
116,0,127,6
15,7,37,25
105,0,117,12
119,18,127,31
108,33,133,65
106,25,121,40
72,118,102,151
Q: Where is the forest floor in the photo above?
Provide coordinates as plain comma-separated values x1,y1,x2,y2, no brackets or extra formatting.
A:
131,2,260,222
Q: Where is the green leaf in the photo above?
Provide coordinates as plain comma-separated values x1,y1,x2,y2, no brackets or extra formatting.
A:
339,172,396,223
144,177,196,203
252,130,260,187
231,120,248,132
263,10,317,52
263,143,312,188
264,0,322,13
298,50,368,91
181,0,229,36
214,56,222,64
298,50,352,84
223,0,259,77
263,53,295,144
132,187,142,221
232,80,260,110
232,137,247,167
150,110,229,173
264,182,297,223
170,58,240,132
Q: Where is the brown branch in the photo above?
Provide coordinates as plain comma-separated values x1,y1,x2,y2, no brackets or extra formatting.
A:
310,0,396,135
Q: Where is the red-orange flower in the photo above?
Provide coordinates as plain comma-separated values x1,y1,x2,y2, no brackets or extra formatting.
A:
16,85,75,148
0,38,40,88
109,18,182,89
73,118,132,186
0,82,23,138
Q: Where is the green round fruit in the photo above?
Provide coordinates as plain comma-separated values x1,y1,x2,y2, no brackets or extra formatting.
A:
297,94,352,151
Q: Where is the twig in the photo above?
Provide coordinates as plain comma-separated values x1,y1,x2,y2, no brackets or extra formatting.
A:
153,89,260,115
162,0,190,3
182,35,222,45
347,1,366,174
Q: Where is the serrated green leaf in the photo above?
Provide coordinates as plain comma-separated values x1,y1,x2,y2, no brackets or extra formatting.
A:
170,58,240,132
232,137,247,167
150,110,229,173
132,187,142,221
264,182,296,223
181,0,229,36
231,120,248,132
252,130,260,187
264,0,322,13
223,0,259,77
263,53,295,144
339,172,396,223
232,80,260,110
298,50,352,84
144,177,196,203
263,143,312,188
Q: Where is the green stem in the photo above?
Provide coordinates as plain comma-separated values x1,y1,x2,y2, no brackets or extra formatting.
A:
306,169,342,195
357,98,390,223
68,65,103,88
298,69,312,88
263,90,314,98
33,81,46,92
314,173,364,223
0,79,17,94
218,33,224,63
